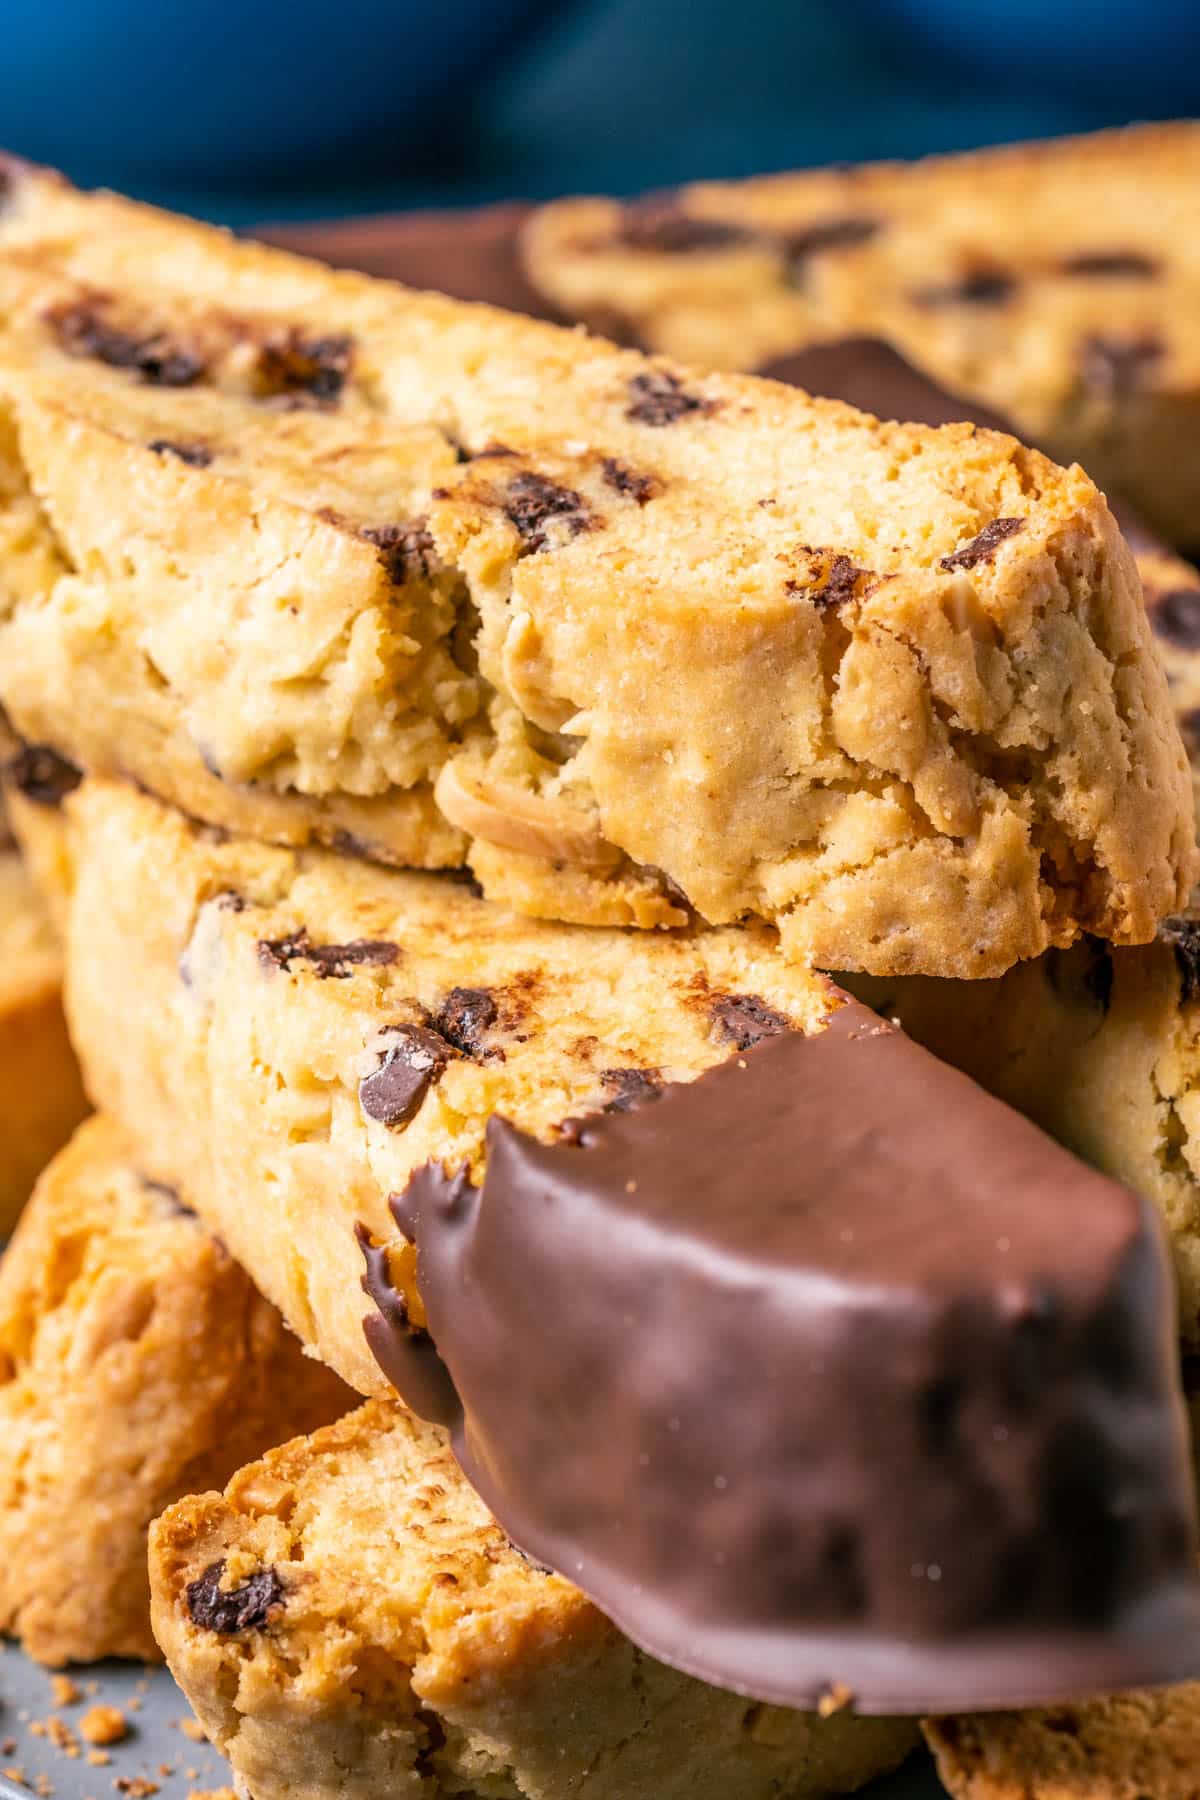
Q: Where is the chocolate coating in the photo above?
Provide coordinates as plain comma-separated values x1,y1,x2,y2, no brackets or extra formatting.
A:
361,998,1200,1714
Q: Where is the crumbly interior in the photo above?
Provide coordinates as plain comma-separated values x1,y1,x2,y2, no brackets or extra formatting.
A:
29,776,838,1396
0,1113,349,1664
522,122,1200,543
0,159,1192,975
150,1398,919,1800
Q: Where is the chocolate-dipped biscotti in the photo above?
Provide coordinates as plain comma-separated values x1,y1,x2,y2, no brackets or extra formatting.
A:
0,155,1194,976
148,1400,920,1800
522,122,1200,546
24,774,1200,1711
0,1113,350,1664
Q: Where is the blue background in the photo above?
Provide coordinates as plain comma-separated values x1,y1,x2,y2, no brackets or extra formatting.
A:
3,0,1199,220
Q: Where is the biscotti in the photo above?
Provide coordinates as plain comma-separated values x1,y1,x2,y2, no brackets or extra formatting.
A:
149,1398,918,1800
0,1113,350,1664
522,122,1200,545
0,157,1193,975
0,813,86,1232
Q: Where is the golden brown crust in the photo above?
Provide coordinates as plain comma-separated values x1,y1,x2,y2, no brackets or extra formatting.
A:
0,1114,350,1664
150,1398,919,1800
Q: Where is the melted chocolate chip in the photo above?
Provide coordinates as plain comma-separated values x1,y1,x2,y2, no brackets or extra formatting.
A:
185,1560,285,1634
915,268,1018,307
1150,589,1200,649
1159,917,1200,1005
256,330,353,402
710,992,792,1050
626,369,716,427
49,302,204,386
359,1024,451,1128
257,928,399,979
147,438,214,468
598,1067,663,1112
1060,251,1159,279
616,201,756,255
503,471,594,552
5,743,82,807
431,987,499,1060
600,457,661,505
360,521,436,583
940,517,1024,572
1080,334,1164,398
788,551,868,609
784,216,881,280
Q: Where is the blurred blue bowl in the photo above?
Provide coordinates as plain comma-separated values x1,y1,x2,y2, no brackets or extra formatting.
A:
858,0,1200,111
0,0,564,196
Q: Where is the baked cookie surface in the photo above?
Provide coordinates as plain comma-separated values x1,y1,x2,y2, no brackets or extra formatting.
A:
0,156,1192,975
149,1398,919,1800
523,123,1200,546
0,1112,350,1664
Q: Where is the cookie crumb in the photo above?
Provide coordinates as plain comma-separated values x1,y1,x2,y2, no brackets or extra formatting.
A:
80,1707,129,1748
187,1788,236,1800
86,1753,111,1769
175,1720,206,1745
49,1678,81,1709
817,1681,855,1717
113,1780,158,1797
3,1766,27,1786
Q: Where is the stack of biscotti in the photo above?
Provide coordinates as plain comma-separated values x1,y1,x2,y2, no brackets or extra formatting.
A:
4,152,1200,1800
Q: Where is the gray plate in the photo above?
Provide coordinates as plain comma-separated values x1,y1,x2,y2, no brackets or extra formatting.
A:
0,1644,945,1799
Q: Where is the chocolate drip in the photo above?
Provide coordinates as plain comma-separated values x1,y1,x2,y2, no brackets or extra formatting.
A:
359,997,1200,1714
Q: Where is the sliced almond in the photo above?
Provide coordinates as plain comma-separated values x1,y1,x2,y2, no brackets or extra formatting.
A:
434,759,623,874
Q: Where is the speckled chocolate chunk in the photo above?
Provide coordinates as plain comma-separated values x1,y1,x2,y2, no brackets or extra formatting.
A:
1060,251,1159,279
626,369,715,426
5,742,82,806
185,1560,285,1634
256,927,399,979
49,302,205,386
784,216,880,278
1080,333,1165,397
503,471,594,552
256,330,353,402
915,268,1017,307
1150,588,1200,649
599,1067,663,1112
710,992,792,1050
147,438,213,467
600,457,661,505
615,200,757,255
359,1024,451,1128
360,521,436,583
431,987,499,1060
1160,917,1200,1005
939,517,1024,572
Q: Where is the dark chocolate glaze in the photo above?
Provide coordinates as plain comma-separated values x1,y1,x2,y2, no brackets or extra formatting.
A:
360,997,1200,1714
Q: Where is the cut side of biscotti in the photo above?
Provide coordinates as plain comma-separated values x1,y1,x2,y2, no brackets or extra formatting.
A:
0,157,1193,975
148,1398,920,1800
17,773,841,1397
522,122,1200,546
0,1112,351,1665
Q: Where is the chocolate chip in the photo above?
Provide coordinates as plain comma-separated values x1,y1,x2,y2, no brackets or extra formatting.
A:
788,551,869,609
939,517,1024,572
711,993,792,1050
5,743,82,806
257,928,399,979
1059,251,1159,279
503,471,594,552
784,216,880,280
1149,589,1200,649
147,438,213,467
600,457,661,505
1080,334,1164,398
431,987,499,1059
255,330,353,402
626,369,716,427
914,268,1017,307
599,1067,663,1112
1159,917,1200,1006
359,1024,451,1128
185,1560,285,1634
616,201,756,255
49,302,204,386
360,521,436,583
